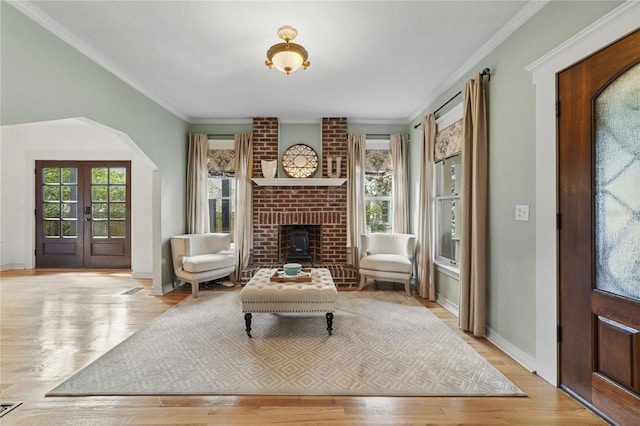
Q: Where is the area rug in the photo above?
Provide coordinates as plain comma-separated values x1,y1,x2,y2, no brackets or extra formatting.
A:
48,291,524,396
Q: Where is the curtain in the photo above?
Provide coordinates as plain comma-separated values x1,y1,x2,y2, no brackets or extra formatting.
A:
459,75,488,337
186,133,210,234
417,115,436,300
231,133,253,283
390,133,409,234
347,133,366,269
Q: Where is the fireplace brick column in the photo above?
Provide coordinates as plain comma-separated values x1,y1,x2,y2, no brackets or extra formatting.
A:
321,118,348,264
322,117,347,179
252,117,279,178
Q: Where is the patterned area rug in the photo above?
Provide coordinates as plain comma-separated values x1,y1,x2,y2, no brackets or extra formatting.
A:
48,291,524,396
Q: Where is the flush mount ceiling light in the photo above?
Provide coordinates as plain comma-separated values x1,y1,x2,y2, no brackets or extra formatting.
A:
265,26,310,75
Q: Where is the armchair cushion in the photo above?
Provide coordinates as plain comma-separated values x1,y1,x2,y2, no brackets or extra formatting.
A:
359,254,412,274
182,253,235,273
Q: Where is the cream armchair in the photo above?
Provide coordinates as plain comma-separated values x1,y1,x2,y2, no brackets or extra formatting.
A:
358,233,416,296
171,233,236,298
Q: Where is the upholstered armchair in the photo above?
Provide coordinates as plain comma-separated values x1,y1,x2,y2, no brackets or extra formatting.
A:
358,233,416,296
170,233,236,298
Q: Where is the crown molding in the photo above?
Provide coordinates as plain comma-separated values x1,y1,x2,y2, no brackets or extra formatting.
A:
526,0,639,77
408,0,549,123
8,0,189,123
189,117,254,125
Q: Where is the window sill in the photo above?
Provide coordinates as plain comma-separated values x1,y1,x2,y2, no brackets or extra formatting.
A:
435,261,460,280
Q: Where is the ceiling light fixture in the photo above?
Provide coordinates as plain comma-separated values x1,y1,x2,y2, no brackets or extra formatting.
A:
265,26,310,75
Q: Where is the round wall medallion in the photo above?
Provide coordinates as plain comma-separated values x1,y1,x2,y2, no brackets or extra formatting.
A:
282,144,318,178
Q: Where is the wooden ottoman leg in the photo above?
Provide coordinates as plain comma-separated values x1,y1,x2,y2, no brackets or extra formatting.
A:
326,312,334,336
244,313,252,338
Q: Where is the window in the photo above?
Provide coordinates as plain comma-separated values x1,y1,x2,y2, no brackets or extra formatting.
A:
435,154,462,270
207,140,235,242
364,139,393,233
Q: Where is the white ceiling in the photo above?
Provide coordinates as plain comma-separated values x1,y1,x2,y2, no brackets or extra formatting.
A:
15,1,543,124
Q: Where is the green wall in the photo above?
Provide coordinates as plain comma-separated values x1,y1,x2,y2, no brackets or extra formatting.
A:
1,3,189,286
436,271,459,306
279,123,323,178
408,0,623,356
188,124,253,136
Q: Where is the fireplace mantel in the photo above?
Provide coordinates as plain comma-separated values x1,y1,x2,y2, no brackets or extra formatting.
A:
252,178,346,187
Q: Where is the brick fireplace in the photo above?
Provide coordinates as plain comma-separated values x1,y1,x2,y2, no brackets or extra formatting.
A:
245,117,357,288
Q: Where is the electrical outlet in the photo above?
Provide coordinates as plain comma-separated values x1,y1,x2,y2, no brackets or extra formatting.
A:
515,204,529,221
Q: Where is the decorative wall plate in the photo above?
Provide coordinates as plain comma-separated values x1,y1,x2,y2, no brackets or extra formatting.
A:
282,144,318,178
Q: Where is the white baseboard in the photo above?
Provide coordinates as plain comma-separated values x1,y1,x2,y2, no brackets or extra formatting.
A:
435,294,536,373
131,271,152,279
485,326,537,373
435,294,459,317
1,263,25,271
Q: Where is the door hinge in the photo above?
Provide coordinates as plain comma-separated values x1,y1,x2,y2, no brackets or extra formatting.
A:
556,100,561,118
557,325,562,343
556,213,562,230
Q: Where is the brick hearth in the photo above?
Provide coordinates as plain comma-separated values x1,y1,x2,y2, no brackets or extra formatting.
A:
244,117,358,288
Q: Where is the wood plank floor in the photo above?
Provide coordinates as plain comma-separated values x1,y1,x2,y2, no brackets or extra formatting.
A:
0,269,605,425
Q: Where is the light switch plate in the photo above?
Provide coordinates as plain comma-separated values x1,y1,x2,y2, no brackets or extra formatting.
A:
515,204,529,221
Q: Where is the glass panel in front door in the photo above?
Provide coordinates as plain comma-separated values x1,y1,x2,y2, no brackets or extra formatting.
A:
595,62,640,301
42,167,78,238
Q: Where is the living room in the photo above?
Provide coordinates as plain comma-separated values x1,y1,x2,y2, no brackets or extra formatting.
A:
1,1,638,424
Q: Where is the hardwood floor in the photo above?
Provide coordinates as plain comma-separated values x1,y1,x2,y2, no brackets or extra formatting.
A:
0,269,605,425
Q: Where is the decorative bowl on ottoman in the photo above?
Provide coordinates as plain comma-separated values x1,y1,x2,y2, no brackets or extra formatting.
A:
283,263,302,276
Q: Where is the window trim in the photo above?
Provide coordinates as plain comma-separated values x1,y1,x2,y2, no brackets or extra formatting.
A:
433,104,463,274
434,187,461,272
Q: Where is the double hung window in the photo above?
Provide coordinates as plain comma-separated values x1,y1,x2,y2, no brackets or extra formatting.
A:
434,154,462,271
433,103,464,275
364,139,393,233
207,140,235,242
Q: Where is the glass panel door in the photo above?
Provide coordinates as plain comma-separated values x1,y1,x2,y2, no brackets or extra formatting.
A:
595,62,640,301
35,161,131,268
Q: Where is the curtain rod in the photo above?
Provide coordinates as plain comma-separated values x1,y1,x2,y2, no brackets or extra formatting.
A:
207,134,235,139
413,68,491,129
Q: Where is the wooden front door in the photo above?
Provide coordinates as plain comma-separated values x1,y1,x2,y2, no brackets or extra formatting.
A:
35,161,131,269
558,29,640,425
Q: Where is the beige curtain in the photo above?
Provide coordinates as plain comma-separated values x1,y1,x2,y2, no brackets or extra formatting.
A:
390,133,409,234
186,133,210,234
347,133,366,269
231,133,253,283
459,75,488,337
417,115,436,300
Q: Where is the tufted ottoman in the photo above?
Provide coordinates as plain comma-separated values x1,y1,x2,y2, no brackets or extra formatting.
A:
239,268,338,337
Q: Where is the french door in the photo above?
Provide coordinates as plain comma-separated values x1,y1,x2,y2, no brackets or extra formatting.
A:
35,161,131,269
558,29,640,425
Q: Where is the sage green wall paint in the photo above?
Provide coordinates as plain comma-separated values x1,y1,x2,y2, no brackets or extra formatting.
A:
347,124,410,136
188,124,253,137
436,270,459,306
1,3,189,286
407,0,623,356
279,123,322,178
